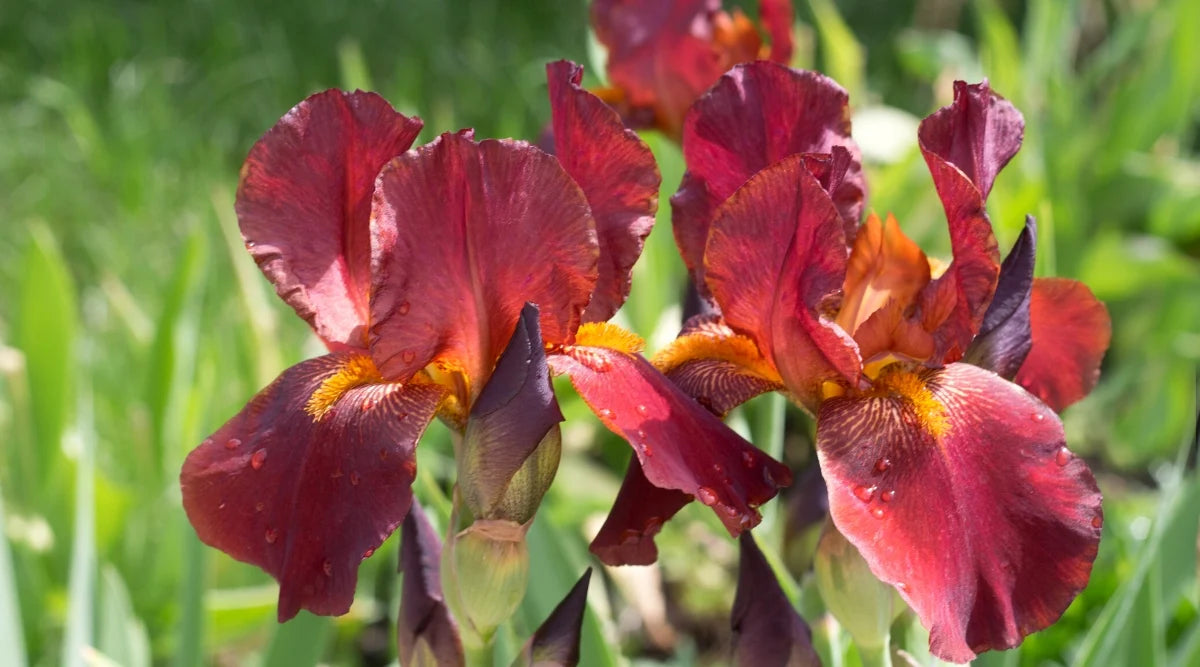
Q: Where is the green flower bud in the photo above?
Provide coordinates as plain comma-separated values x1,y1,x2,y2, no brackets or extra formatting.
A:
814,519,903,652
442,518,530,645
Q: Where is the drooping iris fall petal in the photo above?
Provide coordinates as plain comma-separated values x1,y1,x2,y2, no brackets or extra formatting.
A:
180,353,446,621
732,533,820,667
546,60,661,323
964,216,1037,379
705,153,860,407
1014,278,1111,411
516,569,593,666
369,133,598,386
590,457,692,566
550,345,791,536
916,81,1020,361
672,61,863,281
236,90,423,348
816,363,1102,662
398,501,464,667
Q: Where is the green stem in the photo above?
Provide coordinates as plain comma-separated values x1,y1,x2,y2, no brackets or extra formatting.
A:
752,392,787,551
856,640,893,667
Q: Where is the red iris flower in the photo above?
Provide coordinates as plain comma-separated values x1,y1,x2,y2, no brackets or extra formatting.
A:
590,0,793,136
609,61,1111,662
179,60,789,622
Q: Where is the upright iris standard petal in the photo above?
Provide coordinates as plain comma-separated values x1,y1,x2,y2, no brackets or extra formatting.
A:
758,0,794,64
236,90,423,348
916,81,1022,360
732,533,820,667
546,61,661,323
672,61,863,281
369,133,599,385
398,502,464,667
705,154,860,406
590,457,693,566
516,569,593,666
180,353,446,621
550,345,791,536
1014,278,1111,411
816,363,1102,662
964,217,1037,379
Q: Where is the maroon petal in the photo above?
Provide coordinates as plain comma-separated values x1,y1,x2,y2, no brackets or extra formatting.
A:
1014,278,1111,411
517,569,593,666
964,216,1036,378
917,81,1020,360
369,133,598,385
590,457,693,566
547,61,661,323
705,154,861,406
732,533,820,667
237,90,423,348
398,501,464,667
652,317,784,417
551,345,791,537
816,363,1102,662
758,0,795,64
672,61,864,283
180,353,447,621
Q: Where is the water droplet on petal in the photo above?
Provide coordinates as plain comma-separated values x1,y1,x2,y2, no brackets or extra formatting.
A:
619,529,641,545
225,438,241,450
349,471,361,486
871,506,887,519
696,487,718,506
636,404,649,416
255,501,265,512
720,503,740,518
398,301,410,315
874,457,891,473
853,485,877,503
635,429,647,441
896,582,909,592
402,460,417,476
202,438,214,448
644,516,664,533
250,448,267,470
217,502,226,510
322,560,333,576
711,463,724,475
642,443,654,457
401,350,416,363
362,396,376,411
331,469,343,479
264,528,279,544
1055,447,1072,466
598,408,613,419
880,489,895,503
1092,515,1103,529
742,451,757,468
362,548,375,559
1031,412,1045,422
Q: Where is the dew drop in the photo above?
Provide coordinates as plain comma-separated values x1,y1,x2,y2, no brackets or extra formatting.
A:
711,463,724,475
1091,515,1103,529
361,396,376,411
217,502,226,510
401,350,416,363
349,471,361,486
598,408,613,419
644,516,664,533
642,443,654,457
255,501,265,512
880,489,895,503
322,560,333,576
1031,412,1045,422
250,448,267,470
636,404,649,416
896,582,909,593
853,484,877,503
696,487,719,506
362,548,375,559
264,528,279,544
397,301,411,315
225,438,241,450
742,451,757,468
874,457,891,473
1054,446,1072,466
331,469,343,479
871,506,887,519
402,460,417,476
635,429,647,441
202,438,214,448
720,503,740,518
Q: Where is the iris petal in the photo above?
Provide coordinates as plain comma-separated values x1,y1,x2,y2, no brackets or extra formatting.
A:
398,501,464,667
236,90,422,349
1014,278,1111,411
180,353,446,621
816,363,1101,662
732,533,820,667
590,457,692,566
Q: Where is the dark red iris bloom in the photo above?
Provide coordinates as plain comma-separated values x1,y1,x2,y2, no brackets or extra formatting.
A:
606,62,1111,662
180,60,789,622
590,0,793,136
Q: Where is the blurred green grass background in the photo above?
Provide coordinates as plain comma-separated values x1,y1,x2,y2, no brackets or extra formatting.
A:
1,0,1198,665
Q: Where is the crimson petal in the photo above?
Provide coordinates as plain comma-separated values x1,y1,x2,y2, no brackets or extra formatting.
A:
180,353,446,620
705,154,860,406
917,81,1020,360
758,0,795,64
398,501,464,666
516,569,593,666
590,457,692,566
1014,278,1111,411
370,133,598,385
732,533,820,667
551,346,791,536
964,216,1037,379
547,61,661,323
237,90,423,348
816,363,1102,662
672,61,863,283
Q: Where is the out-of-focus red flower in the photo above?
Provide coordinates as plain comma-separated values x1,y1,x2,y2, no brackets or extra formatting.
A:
608,63,1110,662
180,60,789,622
590,0,794,137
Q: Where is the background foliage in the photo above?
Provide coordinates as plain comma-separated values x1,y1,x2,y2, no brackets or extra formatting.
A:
1,0,1198,665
